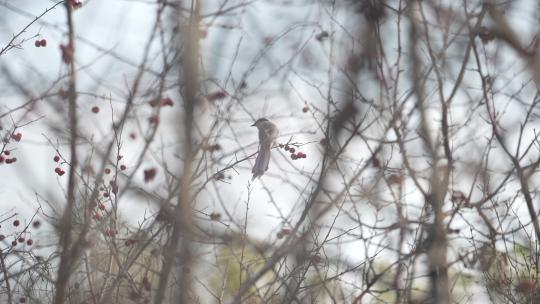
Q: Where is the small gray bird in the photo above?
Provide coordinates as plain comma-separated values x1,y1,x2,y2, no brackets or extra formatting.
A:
251,118,279,180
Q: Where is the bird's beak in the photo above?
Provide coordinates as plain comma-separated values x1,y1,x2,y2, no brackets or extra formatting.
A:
251,122,256,127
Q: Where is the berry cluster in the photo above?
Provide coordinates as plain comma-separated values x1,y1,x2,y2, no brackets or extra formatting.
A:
144,168,157,183
53,154,65,176
281,144,307,160
1,150,17,164
11,133,22,142
149,98,174,108
2,219,39,249
69,0,82,9
0,130,23,165
276,228,291,239
34,39,47,47
207,90,227,102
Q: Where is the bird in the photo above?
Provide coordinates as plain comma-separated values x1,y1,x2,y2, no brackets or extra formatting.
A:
251,118,279,181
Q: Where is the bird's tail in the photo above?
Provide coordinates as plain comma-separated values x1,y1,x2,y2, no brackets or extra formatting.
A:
252,147,270,181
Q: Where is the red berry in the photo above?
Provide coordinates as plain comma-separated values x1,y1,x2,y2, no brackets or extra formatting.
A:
149,115,160,124
160,98,174,107
19,297,26,303
117,155,123,160
104,168,111,174
32,221,41,228
18,237,25,243
129,133,137,140
5,157,16,164
302,106,309,113
54,155,60,162
26,239,33,246
11,241,17,246
13,220,20,227
302,153,307,158
120,165,126,171
144,168,157,182
516,279,536,294
0,235,5,241
149,100,159,107
91,106,100,113
4,150,10,155
291,154,298,160
207,91,228,102
35,40,41,47
280,228,291,235
55,167,65,176
69,0,82,8
40,39,47,47
98,203,106,210
289,148,295,153
11,133,22,142
0,156,4,163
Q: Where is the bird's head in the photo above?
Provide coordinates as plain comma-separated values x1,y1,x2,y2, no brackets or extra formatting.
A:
251,118,270,128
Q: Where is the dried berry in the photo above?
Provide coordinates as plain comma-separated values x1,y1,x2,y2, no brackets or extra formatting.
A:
11,133,22,142
148,115,160,124
160,98,174,107
315,31,329,41
210,213,221,221
144,168,157,182
207,91,227,101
